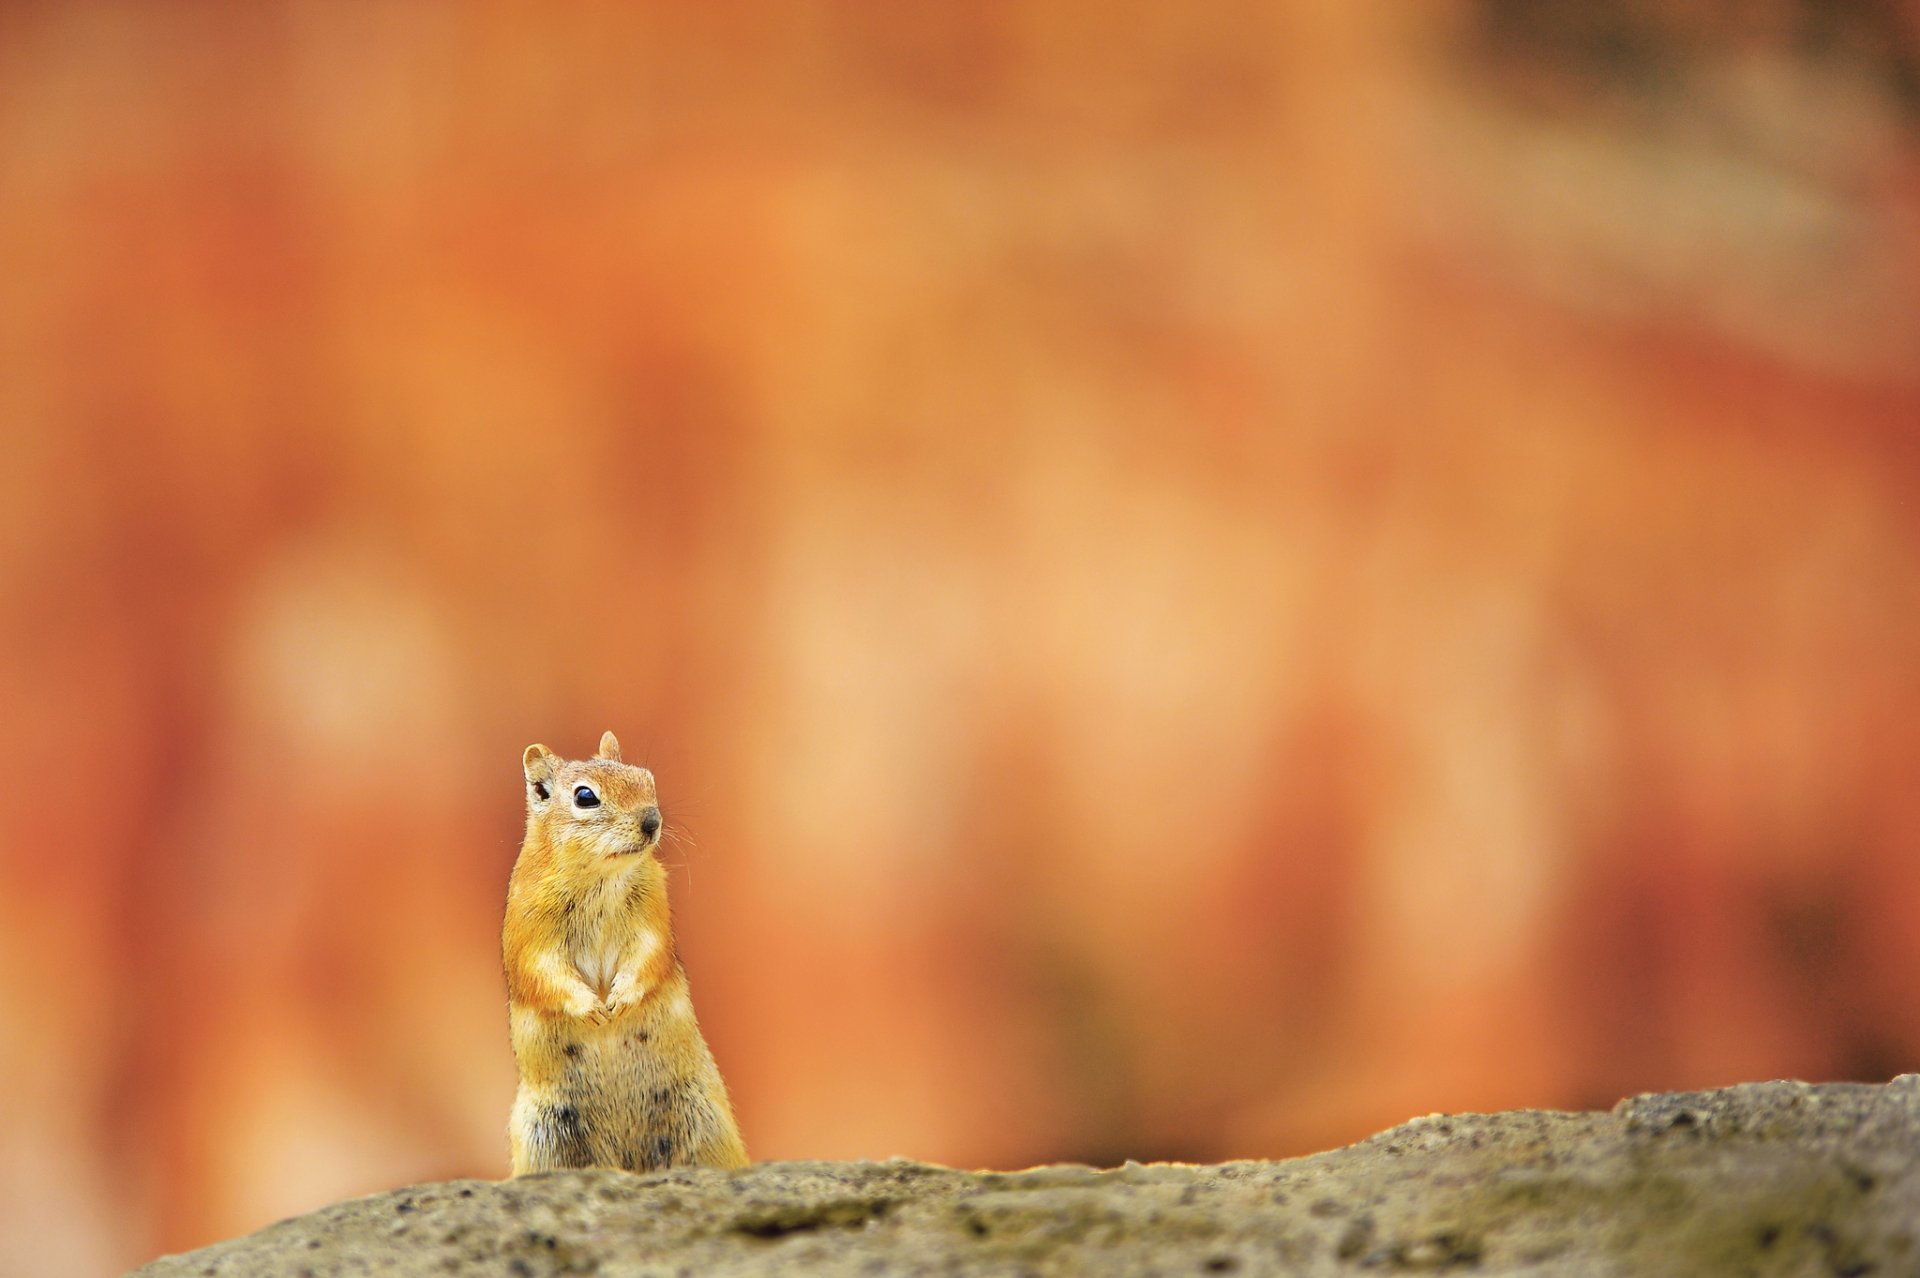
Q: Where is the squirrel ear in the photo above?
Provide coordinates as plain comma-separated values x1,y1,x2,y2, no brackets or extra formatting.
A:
523,744,557,790
596,730,622,762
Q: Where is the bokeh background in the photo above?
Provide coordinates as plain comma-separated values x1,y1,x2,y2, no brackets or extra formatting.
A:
4,2,1919,1273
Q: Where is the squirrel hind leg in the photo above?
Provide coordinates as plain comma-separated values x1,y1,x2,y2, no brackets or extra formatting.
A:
512,1100,596,1173
607,1132,677,1173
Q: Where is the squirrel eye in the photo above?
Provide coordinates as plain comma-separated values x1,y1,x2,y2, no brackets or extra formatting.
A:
573,785,600,808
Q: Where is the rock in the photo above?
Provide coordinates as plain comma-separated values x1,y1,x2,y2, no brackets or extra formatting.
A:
132,1078,1920,1276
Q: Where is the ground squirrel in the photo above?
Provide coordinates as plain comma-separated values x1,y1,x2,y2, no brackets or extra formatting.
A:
502,731,748,1174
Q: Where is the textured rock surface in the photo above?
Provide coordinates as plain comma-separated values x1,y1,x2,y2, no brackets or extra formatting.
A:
134,1078,1920,1277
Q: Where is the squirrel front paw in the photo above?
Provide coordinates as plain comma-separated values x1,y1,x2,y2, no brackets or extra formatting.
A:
603,975,644,1020
565,990,610,1024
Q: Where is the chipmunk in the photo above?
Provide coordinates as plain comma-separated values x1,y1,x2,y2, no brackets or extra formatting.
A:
502,731,747,1175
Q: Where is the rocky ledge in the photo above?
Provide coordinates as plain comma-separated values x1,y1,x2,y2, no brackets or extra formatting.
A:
134,1077,1920,1276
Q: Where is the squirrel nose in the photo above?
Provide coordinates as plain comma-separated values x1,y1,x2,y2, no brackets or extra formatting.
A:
639,807,662,842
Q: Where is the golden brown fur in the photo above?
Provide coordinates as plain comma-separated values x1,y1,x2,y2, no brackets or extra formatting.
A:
502,731,747,1174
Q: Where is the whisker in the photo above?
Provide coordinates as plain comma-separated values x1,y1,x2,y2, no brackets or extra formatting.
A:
658,822,702,892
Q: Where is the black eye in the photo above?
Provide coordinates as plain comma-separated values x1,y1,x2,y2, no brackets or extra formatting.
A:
532,782,549,802
573,785,600,808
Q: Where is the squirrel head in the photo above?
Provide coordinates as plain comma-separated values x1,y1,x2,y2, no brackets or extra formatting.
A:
521,731,664,863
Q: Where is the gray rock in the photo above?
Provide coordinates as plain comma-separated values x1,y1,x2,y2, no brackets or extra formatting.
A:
132,1077,1920,1276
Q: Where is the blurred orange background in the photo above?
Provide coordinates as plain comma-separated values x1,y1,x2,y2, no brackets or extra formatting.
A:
4,2,1920,1273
